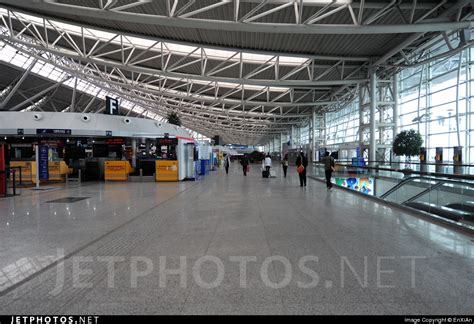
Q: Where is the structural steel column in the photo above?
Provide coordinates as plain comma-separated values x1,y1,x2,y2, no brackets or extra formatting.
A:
369,69,377,165
280,132,283,155
131,139,137,168
291,125,295,148
358,84,365,153
393,73,399,143
311,109,316,162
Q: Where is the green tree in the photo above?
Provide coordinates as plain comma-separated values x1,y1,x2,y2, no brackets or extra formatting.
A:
167,111,181,126
393,129,423,164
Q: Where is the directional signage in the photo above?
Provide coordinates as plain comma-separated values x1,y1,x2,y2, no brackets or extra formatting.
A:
36,129,72,135
38,145,49,180
105,96,119,115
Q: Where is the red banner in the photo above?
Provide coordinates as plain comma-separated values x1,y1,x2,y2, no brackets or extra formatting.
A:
0,144,5,196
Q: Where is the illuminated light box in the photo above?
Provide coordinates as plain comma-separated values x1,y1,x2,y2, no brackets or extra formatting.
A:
335,177,375,196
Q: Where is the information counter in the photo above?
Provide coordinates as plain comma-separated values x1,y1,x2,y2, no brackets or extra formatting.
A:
155,160,179,182
104,161,134,181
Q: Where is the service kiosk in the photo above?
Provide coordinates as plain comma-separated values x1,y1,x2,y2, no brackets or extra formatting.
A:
155,137,179,182
155,136,196,181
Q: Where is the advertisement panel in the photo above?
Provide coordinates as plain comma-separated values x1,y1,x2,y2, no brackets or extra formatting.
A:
335,177,375,196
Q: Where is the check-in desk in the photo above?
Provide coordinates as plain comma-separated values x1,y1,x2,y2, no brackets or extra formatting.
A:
104,160,134,181
155,160,179,182
10,160,71,183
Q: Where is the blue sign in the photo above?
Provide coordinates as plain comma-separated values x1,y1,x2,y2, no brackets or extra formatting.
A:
106,130,112,137
38,145,49,180
36,129,71,135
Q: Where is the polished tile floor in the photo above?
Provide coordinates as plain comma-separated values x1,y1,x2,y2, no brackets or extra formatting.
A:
0,164,473,315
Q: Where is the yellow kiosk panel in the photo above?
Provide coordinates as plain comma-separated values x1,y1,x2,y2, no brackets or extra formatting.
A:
11,161,71,183
105,161,133,181
155,160,179,182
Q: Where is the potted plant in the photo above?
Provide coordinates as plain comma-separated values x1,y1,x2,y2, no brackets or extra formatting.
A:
167,111,182,126
392,129,423,171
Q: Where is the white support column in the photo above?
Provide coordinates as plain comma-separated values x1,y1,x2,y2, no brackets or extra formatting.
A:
393,73,399,137
358,84,365,156
393,73,399,164
35,145,40,189
369,69,377,165
280,132,283,155
291,125,295,148
131,138,137,168
311,109,316,162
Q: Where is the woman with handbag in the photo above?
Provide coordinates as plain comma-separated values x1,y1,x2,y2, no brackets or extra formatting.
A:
295,152,308,187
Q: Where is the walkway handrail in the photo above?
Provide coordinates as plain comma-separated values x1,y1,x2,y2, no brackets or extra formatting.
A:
312,161,474,181
316,159,474,168
379,175,474,200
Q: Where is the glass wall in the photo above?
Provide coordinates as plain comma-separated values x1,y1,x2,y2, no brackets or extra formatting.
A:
309,33,473,168
325,100,360,161
399,35,473,165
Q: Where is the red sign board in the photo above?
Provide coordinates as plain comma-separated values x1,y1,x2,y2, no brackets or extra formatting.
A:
105,138,125,145
0,145,5,196
157,138,177,146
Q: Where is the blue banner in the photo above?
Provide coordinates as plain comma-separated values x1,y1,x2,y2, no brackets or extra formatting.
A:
38,145,49,180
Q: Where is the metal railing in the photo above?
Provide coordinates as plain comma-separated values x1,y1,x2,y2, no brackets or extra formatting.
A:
309,163,474,228
0,168,19,197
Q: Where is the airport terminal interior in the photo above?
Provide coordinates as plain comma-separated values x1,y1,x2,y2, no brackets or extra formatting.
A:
0,0,473,316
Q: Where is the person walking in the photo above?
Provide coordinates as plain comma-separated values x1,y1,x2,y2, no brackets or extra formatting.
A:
264,154,272,174
295,151,308,187
240,154,250,176
223,153,231,175
281,153,289,178
322,151,335,189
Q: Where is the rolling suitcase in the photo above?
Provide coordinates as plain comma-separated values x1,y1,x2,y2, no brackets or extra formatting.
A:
262,170,269,178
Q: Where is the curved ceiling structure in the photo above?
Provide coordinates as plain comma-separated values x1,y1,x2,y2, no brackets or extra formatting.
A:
0,0,471,145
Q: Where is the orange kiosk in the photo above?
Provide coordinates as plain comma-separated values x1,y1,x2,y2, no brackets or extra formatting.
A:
155,137,179,182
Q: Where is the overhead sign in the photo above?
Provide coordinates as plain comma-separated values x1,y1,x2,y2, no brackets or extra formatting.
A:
17,129,24,135
105,96,119,115
106,130,113,137
105,138,125,145
38,145,49,180
157,138,178,146
36,129,72,135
